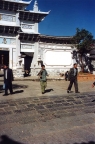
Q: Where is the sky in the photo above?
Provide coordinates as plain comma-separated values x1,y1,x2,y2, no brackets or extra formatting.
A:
24,0,95,38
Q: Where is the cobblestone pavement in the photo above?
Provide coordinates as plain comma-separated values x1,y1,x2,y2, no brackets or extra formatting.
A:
0,81,95,144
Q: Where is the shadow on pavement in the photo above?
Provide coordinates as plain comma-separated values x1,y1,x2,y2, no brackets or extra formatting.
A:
74,141,95,144
12,84,27,95
12,84,28,89
45,89,54,93
70,91,74,93
0,135,95,144
0,84,28,91
0,135,24,144
13,90,24,94
92,99,95,102
0,84,27,94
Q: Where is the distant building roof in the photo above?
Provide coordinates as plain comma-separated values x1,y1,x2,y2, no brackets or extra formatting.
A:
40,34,72,39
39,35,73,44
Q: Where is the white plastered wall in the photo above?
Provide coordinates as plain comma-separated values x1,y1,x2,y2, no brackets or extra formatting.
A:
39,42,74,75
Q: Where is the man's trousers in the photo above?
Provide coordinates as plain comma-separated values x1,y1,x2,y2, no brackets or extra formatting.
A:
67,78,78,92
40,81,47,93
5,80,13,94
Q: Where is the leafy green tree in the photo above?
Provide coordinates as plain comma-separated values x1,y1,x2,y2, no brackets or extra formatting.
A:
72,28,94,72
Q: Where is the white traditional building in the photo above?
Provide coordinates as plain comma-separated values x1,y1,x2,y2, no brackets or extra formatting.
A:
0,0,75,77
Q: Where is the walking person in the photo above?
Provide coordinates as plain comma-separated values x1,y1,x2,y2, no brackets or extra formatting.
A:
3,64,14,96
67,63,80,93
37,65,48,94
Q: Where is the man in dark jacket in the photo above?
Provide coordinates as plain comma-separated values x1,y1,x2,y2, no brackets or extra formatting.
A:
3,64,13,96
67,63,80,93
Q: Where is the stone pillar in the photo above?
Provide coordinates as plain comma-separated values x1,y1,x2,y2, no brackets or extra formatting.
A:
33,0,38,34
16,12,20,26
9,48,12,69
30,42,39,75
31,43,37,67
16,10,21,68
35,23,38,33
16,35,20,66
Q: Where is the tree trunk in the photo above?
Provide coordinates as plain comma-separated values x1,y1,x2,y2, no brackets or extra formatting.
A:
80,55,84,72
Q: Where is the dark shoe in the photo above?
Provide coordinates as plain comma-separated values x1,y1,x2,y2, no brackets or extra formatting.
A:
3,94,8,96
10,92,13,95
42,92,44,94
75,91,80,93
67,90,70,93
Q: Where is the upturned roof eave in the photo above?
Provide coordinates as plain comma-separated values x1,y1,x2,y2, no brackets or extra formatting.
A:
18,31,40,35
0,24,20,28
17,10,50,15
2,0,32,5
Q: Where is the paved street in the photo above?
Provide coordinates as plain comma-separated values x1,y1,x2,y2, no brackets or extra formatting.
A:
0,80,95,144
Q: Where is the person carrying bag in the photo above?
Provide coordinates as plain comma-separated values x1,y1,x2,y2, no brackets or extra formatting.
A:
37,65,48,94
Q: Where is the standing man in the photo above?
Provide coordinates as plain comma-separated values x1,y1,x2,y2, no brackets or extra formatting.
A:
37,65,48,94
67,63,80,93
3,64,13,96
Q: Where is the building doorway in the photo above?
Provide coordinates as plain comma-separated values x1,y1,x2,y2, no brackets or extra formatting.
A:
24,56,33,77
21,52,33,77
0,50,9,69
